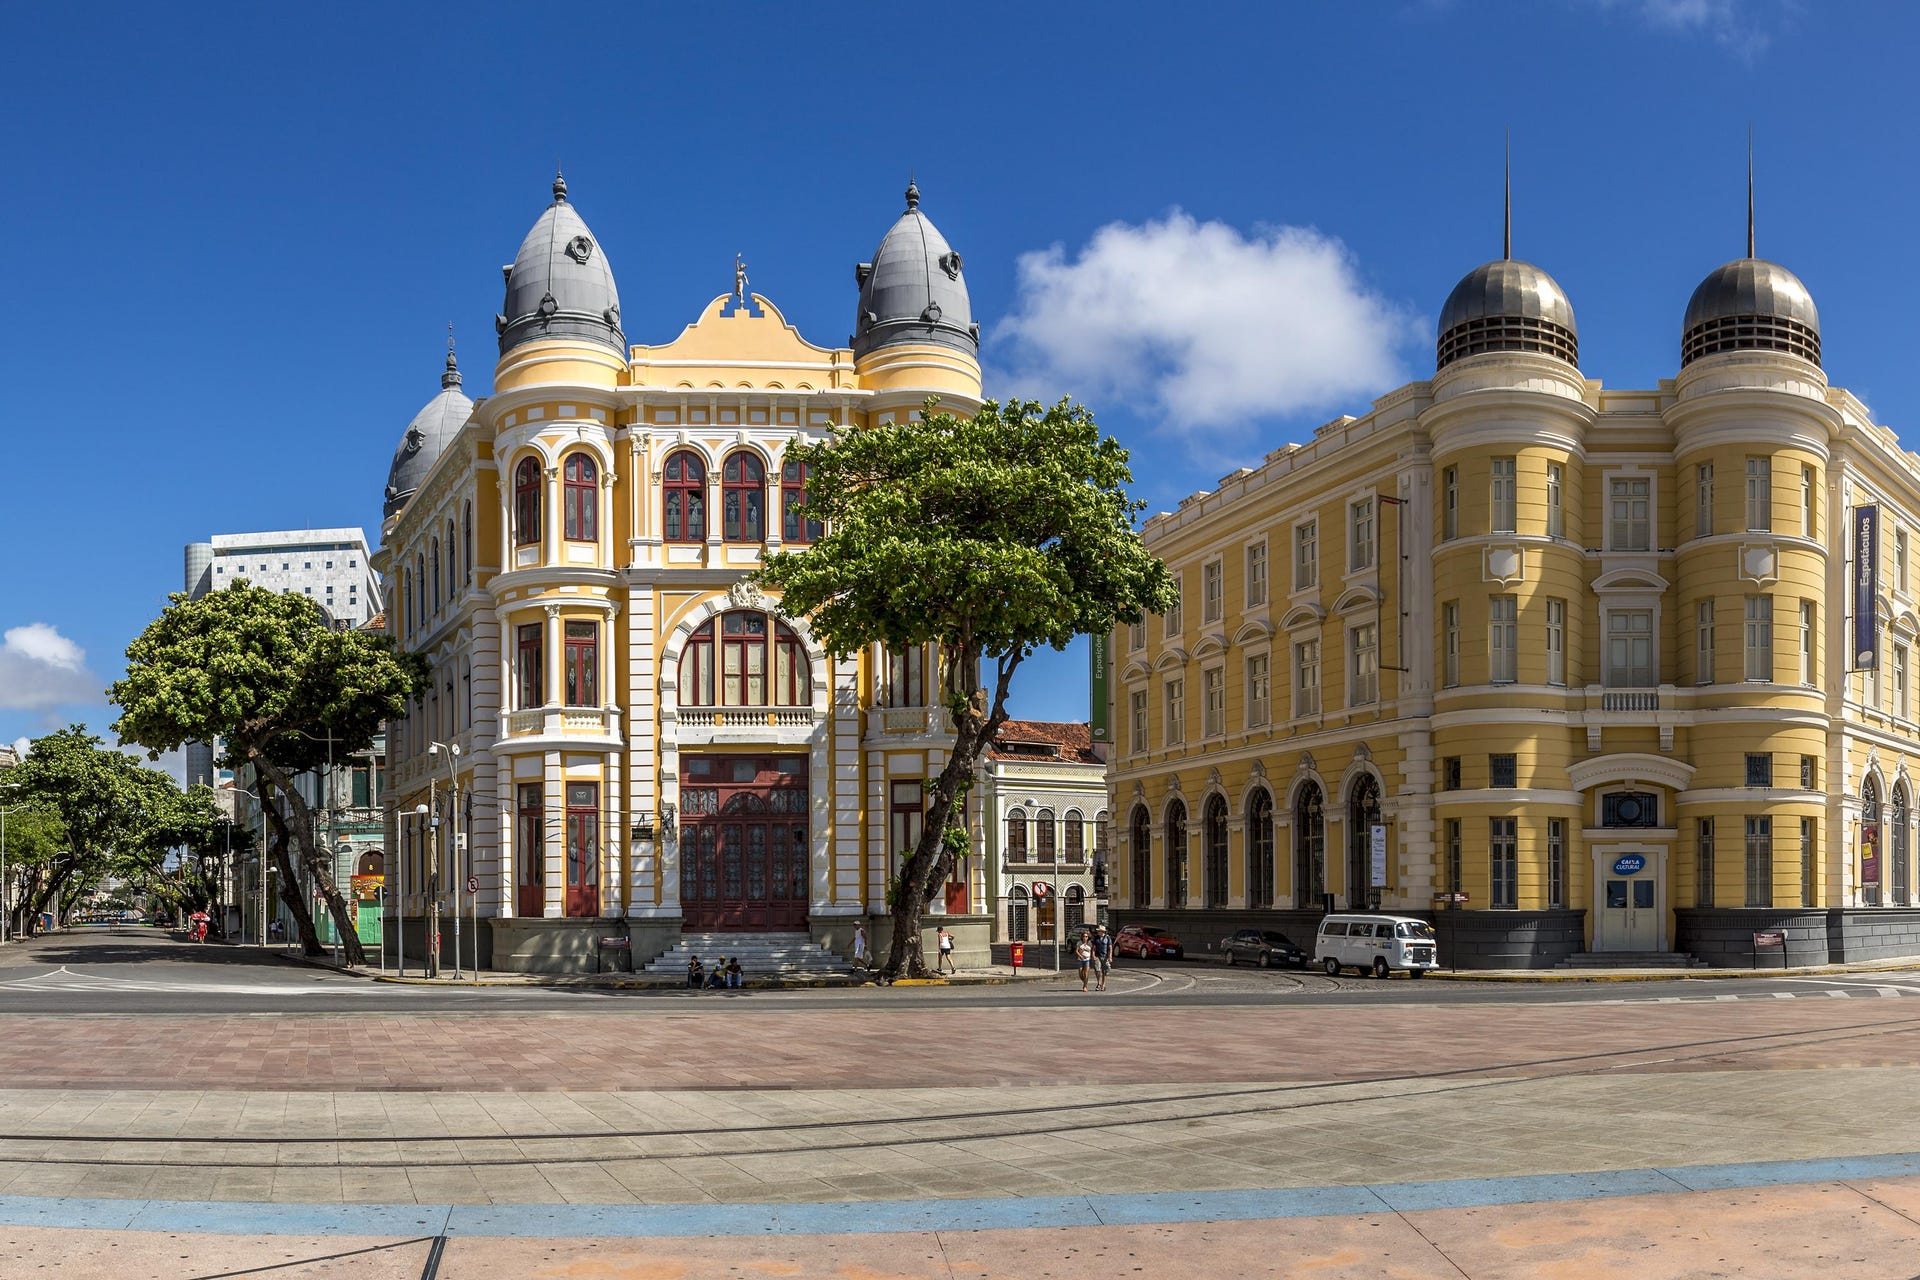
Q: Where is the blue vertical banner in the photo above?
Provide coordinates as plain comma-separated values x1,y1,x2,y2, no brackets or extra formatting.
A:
1855,504,1880,669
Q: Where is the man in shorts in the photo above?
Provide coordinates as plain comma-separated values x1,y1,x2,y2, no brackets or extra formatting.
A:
1090,923,1113,991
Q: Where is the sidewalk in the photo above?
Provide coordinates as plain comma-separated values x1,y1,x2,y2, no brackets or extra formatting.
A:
278,952,1057,989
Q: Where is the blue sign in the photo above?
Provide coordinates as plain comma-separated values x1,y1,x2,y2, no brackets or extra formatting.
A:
1612,854,1646,875
1856,504,1880,669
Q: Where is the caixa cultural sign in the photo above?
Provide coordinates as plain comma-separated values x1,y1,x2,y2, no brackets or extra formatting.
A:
1856,504,1880,669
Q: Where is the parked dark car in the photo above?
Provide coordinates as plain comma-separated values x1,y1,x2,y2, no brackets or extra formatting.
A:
1219,928,1308,968
1114,924,1184,959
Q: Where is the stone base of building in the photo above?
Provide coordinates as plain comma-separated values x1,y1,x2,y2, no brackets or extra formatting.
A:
1108,908,1588,970
862,913,993,970
1676,907,1920,967
485,916,683,975
381,913,495,973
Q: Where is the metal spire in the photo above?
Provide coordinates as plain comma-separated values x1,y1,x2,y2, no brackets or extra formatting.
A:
1503,130,1512,260
442,324,461,390
905,169,920,210
552,164,567,205
1746,126,1755,258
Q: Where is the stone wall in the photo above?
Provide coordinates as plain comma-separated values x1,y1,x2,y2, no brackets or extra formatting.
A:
1676,908,1920,967
1109,907,1586,970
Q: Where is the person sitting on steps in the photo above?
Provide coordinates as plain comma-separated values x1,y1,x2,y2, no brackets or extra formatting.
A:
686,955,704,989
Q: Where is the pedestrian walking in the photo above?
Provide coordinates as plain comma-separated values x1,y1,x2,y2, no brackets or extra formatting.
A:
936,926,956,974
1091,923,1113,992
852,921,870,968
189,908,208,944
1075,933,1094,991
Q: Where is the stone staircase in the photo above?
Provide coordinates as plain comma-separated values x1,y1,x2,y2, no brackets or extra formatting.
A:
1555,950,1710,970
642,932,867,981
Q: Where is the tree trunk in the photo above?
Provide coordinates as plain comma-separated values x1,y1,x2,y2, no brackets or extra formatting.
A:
256,781,324,957
880,645,1019,980
250,752,367,965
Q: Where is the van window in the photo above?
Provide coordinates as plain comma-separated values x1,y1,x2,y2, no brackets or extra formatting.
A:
1322,922,1347,937
1397,921,1435,939
1367,923,1389,939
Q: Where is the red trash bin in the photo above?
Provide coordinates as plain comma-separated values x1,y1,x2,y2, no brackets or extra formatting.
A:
1009,941,1024,970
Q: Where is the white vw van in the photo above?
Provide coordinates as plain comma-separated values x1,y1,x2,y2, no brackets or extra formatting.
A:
1315,914,1440,978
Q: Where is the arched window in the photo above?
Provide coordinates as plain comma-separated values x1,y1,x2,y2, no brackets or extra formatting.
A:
663,451,705,543
1295,783,1325,906
1864,776,1884,907
430,538,441,611
677,610,811,707
1165,800,1188,907
1203,795,1229,907
722,451,766,542
514,457,541,546
415,553,426,624
1008,885,1029,942
462,503,472,584
1347,774,1382,909
563,453,598,541
445,521,457,602
782,459,822,544
1064,884,1086,933
1247,788,1275,909
1130,805,1152,908
1895,785,1911,908
1005,808,1028,864
1036,809,1056,861
1064,811,1085,864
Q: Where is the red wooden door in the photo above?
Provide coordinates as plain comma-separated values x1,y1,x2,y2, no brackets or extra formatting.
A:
680,755,809,931
565,783,599,918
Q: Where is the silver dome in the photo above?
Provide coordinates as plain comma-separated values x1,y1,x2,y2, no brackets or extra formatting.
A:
852,179,977,359
1435,259,1578,369
383,348,475,519
1680,258,1820,367
496,171,625,357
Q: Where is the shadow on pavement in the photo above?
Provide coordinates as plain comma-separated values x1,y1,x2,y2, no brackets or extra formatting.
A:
12,927,321,972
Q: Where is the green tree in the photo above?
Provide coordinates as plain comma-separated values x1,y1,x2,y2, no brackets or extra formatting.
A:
755,398,1175,977
112,582,426,964
0,802,64,937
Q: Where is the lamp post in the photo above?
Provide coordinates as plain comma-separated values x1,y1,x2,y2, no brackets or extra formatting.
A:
428,742,461,978
1,781,21,944
413,800,434,977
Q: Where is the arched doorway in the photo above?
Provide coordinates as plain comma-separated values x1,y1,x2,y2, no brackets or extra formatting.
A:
1203,796,1230,907
1008,886,1029,941
1347,774,1382,910
1165,800,1189,907
678,754,810,930
1129,806,1152,907
1247,788,1274,909
1863,776,1884,908
1895,784,1911,907
1294,783,1325,907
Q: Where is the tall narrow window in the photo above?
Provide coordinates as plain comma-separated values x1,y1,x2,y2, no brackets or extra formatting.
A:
1546,599,1566,687
884,646,924,707
1605,610,1655,687
1696,463,1714,538
1064,811,1086,864
1165,801,1188,906
1546,463,1564,538
1295,522,1318,591
1800,600,1815,685
565,783,600,917
1246,653,1271,728
1745,457,1771,532
1445,818,1462,897
1201,667,1224,738
1247,789,1274,909
1203,797,1229,907
515,623,544,710
1490,457,1516,534
1744,595,1773,681
1489,754,1517,788
430,537,441,611
1349,498,1375,572
1900,529,1911,594
1201,560,1223,623
1128,619,1145,652
1164,678,1185,746
1609,477,1651,551
1129,806,1151,908
462,502,473,584
1036,809,1056,862
1899,645,1911,719
1801,465,1816,538
1130,689,1148,754
1164,576,1182,637
1696,601,1716,684
722,452,766,542
514,457,541,546
1745,816,1772,907
1697,818,1715,906
663,451,706,543
1488,595,1517,684
562,453,598,541
1349,623,1378,706
1801,816,1817,908
1294,639,1320,716
781,459,822,543
1442,467,1458,541
1490,817,1518,909
564,620,598,706
1547,817,1566,910
1246,542,1268,608
1004,808,1028,863
1442,601,1460,688
516,783,544,916
1894,788,1911,907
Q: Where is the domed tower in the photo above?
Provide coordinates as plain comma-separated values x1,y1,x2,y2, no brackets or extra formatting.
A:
851,178,982,407
383,341,475,522
1435,258,1579,372
492,171,628,395
1679,259,1820,368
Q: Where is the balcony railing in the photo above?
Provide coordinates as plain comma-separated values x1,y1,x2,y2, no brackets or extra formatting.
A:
680,707,818,728
1600,690,1659,712
508,709,543,735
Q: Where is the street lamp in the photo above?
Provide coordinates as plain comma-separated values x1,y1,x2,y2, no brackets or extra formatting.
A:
427,741,463,979
1,781,21,944
412,801,433,976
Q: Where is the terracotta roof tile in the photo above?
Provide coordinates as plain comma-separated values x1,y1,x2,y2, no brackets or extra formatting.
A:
985,720,1102,765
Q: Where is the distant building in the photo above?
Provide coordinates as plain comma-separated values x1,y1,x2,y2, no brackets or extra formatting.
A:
979,721,1109,966
0,744,18,770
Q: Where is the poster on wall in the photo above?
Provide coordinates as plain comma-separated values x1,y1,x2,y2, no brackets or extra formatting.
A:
1856,504,1880,669
1863,822,1882,892
1369,823,1387,887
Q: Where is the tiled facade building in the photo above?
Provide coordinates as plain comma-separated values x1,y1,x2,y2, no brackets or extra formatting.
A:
977,720,1109,965
1109,230,1920,967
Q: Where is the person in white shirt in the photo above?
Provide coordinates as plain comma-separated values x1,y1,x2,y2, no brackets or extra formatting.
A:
853,922,870,968
936,926,956,974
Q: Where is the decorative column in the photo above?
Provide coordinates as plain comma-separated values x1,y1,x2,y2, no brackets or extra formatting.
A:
544,465,560,566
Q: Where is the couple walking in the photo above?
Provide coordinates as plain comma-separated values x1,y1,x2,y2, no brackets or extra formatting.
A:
849,922,957,974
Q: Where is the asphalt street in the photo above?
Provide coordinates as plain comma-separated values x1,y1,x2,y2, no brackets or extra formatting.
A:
4,926,1920,1014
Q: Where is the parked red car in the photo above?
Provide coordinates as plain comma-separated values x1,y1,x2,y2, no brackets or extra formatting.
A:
1114,924,1184,959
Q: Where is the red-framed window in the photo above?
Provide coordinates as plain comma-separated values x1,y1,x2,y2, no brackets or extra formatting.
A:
563,453,597,542
516,623,544,709
516,783,544,916
722,451,766,542
781,459,822,544
678,610,810,707
514,457,541,546
565,782,599,916
564,620,598,707
663,451,705,542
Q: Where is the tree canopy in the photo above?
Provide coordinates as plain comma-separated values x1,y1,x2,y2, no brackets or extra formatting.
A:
756,398,1175,976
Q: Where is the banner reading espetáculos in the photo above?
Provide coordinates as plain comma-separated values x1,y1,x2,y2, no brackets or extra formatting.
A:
1856,504,1880,669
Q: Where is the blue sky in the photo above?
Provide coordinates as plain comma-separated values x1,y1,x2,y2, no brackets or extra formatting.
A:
1,0,1912,765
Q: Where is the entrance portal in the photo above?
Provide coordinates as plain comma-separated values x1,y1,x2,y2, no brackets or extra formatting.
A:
679,754,810,931
1597,851,1661,951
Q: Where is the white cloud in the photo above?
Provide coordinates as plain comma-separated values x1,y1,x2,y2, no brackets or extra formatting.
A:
8,737,27,760
993,211,1419,436
1591,0,1788,58
0,623,102,711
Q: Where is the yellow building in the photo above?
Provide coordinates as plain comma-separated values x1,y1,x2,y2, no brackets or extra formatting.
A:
374,174,986,973
1111,233,1920,967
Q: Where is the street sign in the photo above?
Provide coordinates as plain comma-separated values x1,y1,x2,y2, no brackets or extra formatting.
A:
1031,881,1051,899
1434,892,1470,903
1611,854,1647,875
1753,930,1786,948
466,876,478,894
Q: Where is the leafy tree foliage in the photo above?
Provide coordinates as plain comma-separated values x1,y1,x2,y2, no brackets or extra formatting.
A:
112,583,426,964
755,399,1175,977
